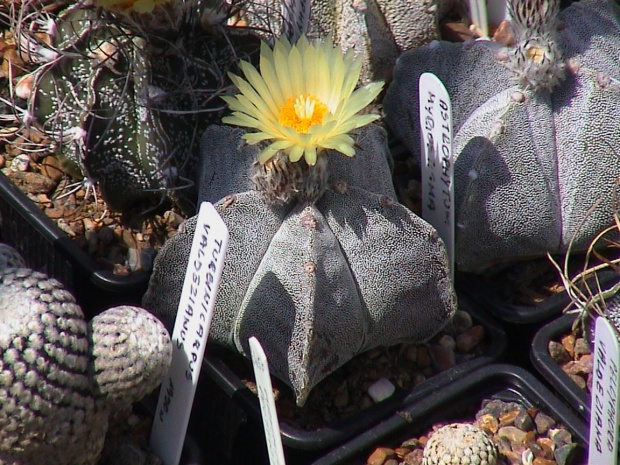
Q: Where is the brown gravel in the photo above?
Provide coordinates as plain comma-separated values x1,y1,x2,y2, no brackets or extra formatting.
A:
239,310,488,431
365,399,584,465
549,332,593,394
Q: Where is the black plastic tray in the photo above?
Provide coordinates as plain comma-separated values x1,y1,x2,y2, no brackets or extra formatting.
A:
313,364,588,465
0,172,149,317
457,269,618,326
530,312,591,419
192,295,506,464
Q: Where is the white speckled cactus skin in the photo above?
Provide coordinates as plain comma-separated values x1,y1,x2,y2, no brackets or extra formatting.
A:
384,0,620,272
143,123,456,405
244,0,438,82
0,264,172,465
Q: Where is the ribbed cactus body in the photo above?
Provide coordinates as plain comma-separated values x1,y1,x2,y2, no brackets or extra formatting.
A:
0,265,172,465
144,124,456,405
384,0,620,272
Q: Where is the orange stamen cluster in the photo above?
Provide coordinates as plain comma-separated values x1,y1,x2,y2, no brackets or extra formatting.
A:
278,94,329,134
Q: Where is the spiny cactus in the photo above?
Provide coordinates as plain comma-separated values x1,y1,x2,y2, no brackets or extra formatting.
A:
242,0,439,82
423,423,498,465
0,264,172,465
21,1,261,213
384,0,620,272
143,123,456,406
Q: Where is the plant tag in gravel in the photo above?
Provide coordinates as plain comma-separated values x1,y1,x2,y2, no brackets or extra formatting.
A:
150,202,229,465
250,336,286,465
589,316,620,464
419,72,454,279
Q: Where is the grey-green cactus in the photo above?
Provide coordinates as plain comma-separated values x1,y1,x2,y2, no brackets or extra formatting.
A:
143,123,456,406
244,0,439,82
27,1,260,213
383,0,620,272
0,265,172,465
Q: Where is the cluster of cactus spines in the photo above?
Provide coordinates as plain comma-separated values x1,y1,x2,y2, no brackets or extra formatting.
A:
144,123,456,405
0,262,172,465
0,244,26,269
423,423,498,465
507,0,566,91
17,1,264,214
384,0,620,272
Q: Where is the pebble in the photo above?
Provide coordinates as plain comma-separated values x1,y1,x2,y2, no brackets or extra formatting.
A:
573,338,590,356
367,447,395,465
532,458,556,465
10,154,30,172
40,155,65,183
561,334,576,357
548,341,571,364
368,378,395,403
428,344,455,372
498,426,528,444
455,325,484,352
514,409,535,431
534,413,556,435
554,443,579,465
563,355,591,376
8,171,55,194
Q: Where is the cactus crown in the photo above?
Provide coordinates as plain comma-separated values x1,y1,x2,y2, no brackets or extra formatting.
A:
507,0,566,91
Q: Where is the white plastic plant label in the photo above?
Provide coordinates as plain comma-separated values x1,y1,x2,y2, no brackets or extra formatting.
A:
150,202,229,465
589,316,620,464
419,72,455,279
249,336,286,465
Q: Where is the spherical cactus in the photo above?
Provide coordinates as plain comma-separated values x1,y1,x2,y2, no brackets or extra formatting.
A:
423,423,499,465
0,266,172,465
143,123,456,406
383,0,620,272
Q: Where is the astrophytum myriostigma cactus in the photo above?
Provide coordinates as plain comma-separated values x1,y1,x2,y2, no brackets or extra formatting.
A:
0,262,172,465
383,0,620,272
143,123,456,406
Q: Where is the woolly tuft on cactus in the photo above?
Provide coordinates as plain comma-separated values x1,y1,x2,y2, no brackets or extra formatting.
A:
143,123,456,406
384,0,620,272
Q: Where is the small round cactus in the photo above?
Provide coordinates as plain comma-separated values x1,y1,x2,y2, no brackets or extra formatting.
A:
0,265,172,465
423,423,499,465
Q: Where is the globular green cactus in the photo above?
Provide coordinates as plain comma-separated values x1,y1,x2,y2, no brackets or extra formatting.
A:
143,123,456,406
384,0,620,272
28,1,260,213
0,264,172,465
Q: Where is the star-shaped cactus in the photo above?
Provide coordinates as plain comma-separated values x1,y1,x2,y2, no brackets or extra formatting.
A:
384,0,620,272
143,124,456,405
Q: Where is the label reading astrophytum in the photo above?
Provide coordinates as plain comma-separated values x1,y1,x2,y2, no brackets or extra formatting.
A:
419,72,454,279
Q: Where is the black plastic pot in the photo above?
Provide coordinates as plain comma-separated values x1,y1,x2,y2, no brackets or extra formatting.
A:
530,312,591,419
191,295,506,464
0,172,149,317
456,269,618,326
313,364,588,465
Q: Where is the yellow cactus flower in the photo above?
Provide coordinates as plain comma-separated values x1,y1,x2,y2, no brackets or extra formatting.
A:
222,36,384,166
93,0,172,13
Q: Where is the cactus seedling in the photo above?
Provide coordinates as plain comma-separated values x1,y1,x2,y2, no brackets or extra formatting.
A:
384,0,620,272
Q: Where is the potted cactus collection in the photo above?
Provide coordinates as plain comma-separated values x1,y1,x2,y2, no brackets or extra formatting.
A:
1,0,620,463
